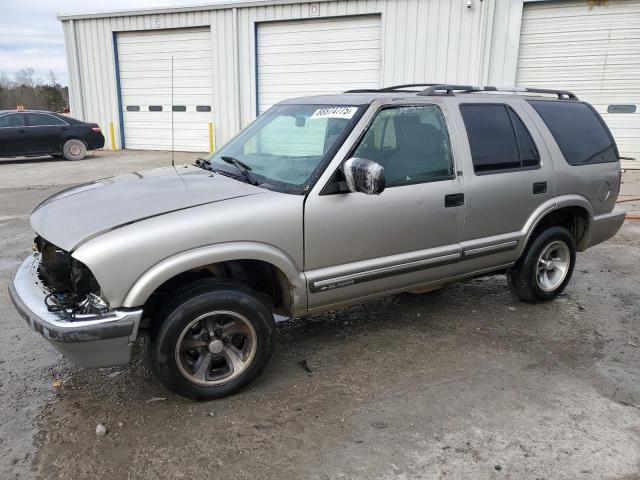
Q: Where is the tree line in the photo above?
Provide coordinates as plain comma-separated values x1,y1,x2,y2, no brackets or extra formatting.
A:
0,68,69,112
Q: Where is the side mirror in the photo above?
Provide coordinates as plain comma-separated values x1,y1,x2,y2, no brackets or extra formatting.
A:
342,158,386,195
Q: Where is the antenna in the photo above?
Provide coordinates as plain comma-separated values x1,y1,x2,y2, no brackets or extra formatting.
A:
171,55,175,167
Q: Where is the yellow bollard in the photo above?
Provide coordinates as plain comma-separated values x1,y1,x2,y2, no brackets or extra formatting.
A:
208,122,215,153
109,122,117,151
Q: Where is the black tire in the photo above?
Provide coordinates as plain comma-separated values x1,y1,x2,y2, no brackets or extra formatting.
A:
507,226,576,303
148,279,275,400
62,139,87,160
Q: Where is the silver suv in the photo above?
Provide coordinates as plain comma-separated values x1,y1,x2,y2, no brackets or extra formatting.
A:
9,84,625,400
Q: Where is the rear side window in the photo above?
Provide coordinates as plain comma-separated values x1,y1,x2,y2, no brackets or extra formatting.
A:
460,104,540,173
528,100,617,165
26,113,66,126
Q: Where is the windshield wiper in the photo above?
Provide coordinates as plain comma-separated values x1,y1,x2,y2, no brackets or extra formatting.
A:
221,156,258,186
194,157,213,170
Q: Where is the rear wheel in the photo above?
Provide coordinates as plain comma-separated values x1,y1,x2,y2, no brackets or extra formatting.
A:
507,226,576,303
62,139,87,160
148,280,275,400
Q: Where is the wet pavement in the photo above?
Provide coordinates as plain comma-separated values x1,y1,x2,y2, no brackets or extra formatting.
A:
1,151,639,479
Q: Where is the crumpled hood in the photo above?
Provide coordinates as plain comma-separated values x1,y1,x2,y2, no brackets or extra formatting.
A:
31,165,264,251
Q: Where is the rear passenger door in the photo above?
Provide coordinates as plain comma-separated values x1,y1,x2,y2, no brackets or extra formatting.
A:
456,101,554,268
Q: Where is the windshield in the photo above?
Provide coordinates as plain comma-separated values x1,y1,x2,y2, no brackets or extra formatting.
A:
206,104,364,192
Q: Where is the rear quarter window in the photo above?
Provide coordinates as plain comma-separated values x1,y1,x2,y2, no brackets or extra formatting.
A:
528,100,618,165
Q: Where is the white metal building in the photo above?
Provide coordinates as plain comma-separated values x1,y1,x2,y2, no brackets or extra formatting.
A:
59,0,640,159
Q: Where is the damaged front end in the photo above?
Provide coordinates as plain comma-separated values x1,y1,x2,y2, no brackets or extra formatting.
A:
9,239,143,368
35,236,108,317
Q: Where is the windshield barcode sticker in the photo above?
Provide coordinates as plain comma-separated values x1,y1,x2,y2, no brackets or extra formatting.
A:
310,106,358,120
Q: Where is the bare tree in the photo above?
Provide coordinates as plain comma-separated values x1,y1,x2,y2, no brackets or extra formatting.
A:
0,72,12,89
48,70,59,87
0,67,68,111
15,67,35,87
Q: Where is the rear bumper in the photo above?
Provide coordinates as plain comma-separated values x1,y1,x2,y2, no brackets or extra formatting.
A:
585,209,626,249
8,254,142,368
86,133,105,150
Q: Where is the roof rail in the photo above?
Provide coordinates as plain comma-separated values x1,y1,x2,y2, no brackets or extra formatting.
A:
343,89,379,93
378,83,440,92
417,84,477,96
521,87,578,100
457,85,578,100
345,84,579,100
344,83,440,94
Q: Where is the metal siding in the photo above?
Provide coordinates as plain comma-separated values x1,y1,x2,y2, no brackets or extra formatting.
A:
516,0,640,158
61,0,525,148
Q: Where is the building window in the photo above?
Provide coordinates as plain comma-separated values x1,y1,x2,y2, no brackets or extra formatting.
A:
149,106,163,112
172,105,187,112
607,104,636,114
196,105,212,112
460,104,540,174
529,100,617,166
126,105,140,112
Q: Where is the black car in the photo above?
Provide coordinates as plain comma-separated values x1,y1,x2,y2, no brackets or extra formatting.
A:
0,110,105,160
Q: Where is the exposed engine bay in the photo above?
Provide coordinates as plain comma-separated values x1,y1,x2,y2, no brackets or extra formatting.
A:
35,236,107,318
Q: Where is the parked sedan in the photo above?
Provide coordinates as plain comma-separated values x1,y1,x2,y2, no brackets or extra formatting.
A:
0,110,105,160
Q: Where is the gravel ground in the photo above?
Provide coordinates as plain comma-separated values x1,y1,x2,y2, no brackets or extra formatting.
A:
1,150,639,479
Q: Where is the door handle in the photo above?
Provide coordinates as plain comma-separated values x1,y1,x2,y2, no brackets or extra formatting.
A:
62,126,69,131
18,129,25,133
533,181,547,194
444,193,464,207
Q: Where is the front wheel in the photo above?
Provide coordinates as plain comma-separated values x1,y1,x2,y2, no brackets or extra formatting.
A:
507,226,576,303
148,281,275,400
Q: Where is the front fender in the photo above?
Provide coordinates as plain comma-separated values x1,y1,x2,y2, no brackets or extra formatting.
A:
120,242,307,313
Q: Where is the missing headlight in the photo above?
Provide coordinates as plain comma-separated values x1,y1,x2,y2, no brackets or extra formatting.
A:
36,236,104,317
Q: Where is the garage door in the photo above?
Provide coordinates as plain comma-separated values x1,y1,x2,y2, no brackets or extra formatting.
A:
117,28,214,152
516,0,640,160
257,16,381,113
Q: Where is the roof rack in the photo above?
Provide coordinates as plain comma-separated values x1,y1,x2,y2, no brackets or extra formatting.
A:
417,84,477,96
417,84,578,100
344,83,440,94
345,84,579,100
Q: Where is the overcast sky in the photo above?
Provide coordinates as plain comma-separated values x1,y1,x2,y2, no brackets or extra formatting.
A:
0,0,241,86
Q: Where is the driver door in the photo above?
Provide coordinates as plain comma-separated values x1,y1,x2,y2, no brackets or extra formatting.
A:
304,103,466,311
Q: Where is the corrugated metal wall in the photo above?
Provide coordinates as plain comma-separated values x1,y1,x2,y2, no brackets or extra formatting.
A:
60,0,524,149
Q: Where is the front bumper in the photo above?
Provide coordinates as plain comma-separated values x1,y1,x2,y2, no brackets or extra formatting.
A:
8,254,143,368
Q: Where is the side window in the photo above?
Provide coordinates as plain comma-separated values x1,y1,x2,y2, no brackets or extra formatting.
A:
0,113,26,128
528,100,617,165
352,105,454,186
26,113,65,126
460,104,540,173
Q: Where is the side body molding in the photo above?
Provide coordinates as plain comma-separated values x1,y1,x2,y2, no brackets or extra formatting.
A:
122,242,307,314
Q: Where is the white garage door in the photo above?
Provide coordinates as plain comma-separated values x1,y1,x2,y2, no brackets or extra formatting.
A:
516,0,640,160
257,16,381,113
117,28,214,152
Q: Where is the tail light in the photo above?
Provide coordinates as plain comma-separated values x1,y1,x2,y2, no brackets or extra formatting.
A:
91,127,101,133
